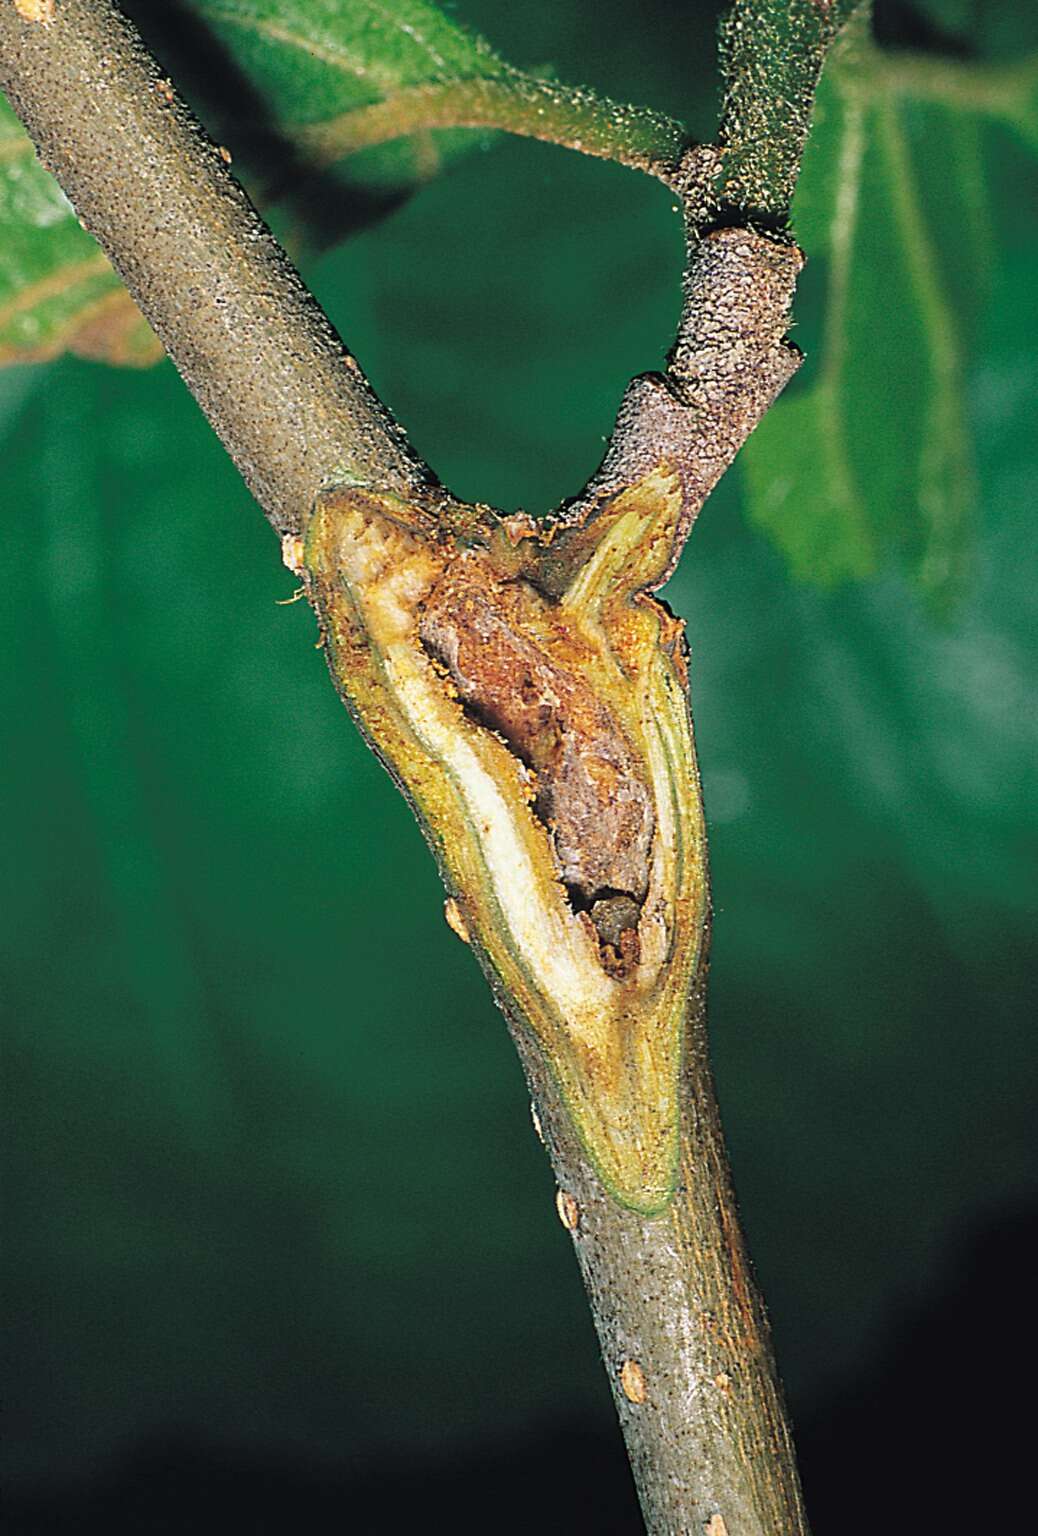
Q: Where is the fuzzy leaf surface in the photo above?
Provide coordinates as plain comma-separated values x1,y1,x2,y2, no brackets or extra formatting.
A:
742,18,1038,604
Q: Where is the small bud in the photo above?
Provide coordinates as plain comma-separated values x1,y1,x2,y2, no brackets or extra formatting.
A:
281,534,306,576
443,897,470,944
14,1,55,24
619,1359,648,1404
555,1189,579,1231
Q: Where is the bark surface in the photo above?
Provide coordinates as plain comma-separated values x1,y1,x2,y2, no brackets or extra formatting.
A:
518,973,809,1535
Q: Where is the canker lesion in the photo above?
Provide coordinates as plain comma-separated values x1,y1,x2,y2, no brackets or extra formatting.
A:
297,227,804,1211
304,471,707,1212
418,549,654,978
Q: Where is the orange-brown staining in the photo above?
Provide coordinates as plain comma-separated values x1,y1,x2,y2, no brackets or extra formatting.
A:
14,0,55,23
713,1370,733,1395
555,1188,580,1231
619,1359,648,1405
154,77,175,105
704,1516,729,1536
418,552,654,967
638,591,688,689
217,145,233,165
443,896,470,945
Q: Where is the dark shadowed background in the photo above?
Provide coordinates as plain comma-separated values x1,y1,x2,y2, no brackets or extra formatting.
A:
3,1,1036,1530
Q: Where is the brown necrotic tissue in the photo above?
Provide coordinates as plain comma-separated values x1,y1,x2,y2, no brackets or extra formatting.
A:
419,553,654,944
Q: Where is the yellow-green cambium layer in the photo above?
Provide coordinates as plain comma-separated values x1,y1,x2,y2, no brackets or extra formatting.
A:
303,466,708,1214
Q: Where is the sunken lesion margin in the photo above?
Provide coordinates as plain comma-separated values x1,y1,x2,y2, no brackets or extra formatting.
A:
293,227,804,1214
299,470,710,1215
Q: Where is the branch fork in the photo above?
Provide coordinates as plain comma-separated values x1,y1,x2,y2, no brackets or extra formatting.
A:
288,226,802,1213
0,1,813,1527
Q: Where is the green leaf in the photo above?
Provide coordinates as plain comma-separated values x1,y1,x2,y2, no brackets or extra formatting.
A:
910,1,1038,65
185,1,685,191
187,0,508,190
195,0,507,119
0,97,160,368
1,0,508,369
2,0,686,369
741,19,1038,604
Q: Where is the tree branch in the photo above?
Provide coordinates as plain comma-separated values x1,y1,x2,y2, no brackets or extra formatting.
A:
521,969,810,1535
1,2,821,1531
718,0,864,222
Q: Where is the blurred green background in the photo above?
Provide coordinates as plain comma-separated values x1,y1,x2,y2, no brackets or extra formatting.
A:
3,2,1036,1530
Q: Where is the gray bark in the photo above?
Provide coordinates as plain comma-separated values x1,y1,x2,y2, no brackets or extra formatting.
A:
518,970,809,1533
